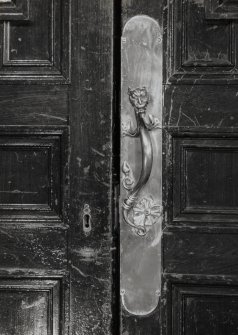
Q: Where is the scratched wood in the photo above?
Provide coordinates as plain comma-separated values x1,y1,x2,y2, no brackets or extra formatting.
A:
0,1,114,335
162,1,238,335
2,0,238,334
69,1,114,334
121,1,238,335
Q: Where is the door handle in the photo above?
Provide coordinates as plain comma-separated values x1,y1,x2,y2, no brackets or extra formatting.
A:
122,87,162,236
120,15,162,315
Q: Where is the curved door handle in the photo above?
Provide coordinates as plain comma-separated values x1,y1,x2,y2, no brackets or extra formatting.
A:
122,87,162,236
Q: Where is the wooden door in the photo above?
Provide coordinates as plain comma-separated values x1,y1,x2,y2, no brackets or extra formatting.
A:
163,1,238,334
0,1,115,335
120,1,238,335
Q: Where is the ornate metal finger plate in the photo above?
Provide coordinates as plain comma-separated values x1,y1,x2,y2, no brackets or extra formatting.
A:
120,16,163,315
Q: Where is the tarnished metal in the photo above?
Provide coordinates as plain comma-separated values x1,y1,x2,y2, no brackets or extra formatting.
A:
82,204,92,235
120,15,163,316
122,87,162,236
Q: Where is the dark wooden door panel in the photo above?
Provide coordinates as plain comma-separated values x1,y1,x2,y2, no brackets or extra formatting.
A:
0,0,29,21
163,231,238,275
0,87,68,125
165,0,238,84
205,0,238,19
0,276,68,335
121,1,238,334
162,0,238,335
172,135,238,223
163,275,238,335
121,0,238,334
0,1,114,335
0,0,70,82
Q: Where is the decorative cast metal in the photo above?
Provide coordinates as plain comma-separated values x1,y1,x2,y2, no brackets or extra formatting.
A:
120,15,162,316
122,87,162,236
82,204,92,235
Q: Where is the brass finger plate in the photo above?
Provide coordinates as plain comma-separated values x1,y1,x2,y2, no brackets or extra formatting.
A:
120,15,163,315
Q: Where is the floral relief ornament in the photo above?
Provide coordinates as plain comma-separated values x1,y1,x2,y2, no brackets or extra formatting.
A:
133,197,162,236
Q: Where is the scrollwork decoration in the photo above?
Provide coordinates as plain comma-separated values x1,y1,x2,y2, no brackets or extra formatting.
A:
121,87,162,236
122,161,135,191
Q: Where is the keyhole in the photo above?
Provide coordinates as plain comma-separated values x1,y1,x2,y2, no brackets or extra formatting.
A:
83,204,92,234
84,213,91,228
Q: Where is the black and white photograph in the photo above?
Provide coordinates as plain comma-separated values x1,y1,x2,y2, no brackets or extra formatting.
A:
0,1,236,334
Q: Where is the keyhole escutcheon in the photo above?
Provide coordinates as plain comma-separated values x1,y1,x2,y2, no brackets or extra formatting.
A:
83,204,92,234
